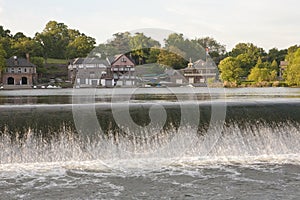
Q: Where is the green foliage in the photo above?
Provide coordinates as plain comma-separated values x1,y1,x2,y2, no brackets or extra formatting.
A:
0,44,7,71
228,43,266,76
66,34,95,58
270,60,278,72
195,36,226,64
30,57,44,68
146,48,161,63
267,48,287,64
93,32,226,69
285,45,299,62
34,21,96,60
157,47,188,69
110,32,131,53
0,30,13,58
248,59,277,82
12,37,42,57
164,33,205,61
284,48,300,86
129,32,160,65
35,21,69,59
219,57,243,83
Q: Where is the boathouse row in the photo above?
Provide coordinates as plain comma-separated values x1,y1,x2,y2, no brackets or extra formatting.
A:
2,56,37,88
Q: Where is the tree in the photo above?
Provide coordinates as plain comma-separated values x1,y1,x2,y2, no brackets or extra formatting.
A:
270,60,278,72
157,46,188,69
66,34,96,59
284,47,300,86
12,37,42,57
248,58,277,82
218,57,243,83
129,32,160,65
267,48,287,64
226,43,266,77
285,45,299,63
0,26,12,38
35,21,70,60
195,36,226,64
0,44,7,79
13,32,27,40
248,67,276,82
146,47,161,63
34,21,96,60
164,33,204,61
0,26,13,58
109,32,131,54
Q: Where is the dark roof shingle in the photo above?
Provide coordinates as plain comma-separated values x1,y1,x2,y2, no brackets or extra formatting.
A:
6,56,36,67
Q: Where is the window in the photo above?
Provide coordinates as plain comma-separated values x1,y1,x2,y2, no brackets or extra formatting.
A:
90,71,95,78
11,68,14,73
24,68,27,73
121,57,127,62
18,68,21,73
80,78,86,84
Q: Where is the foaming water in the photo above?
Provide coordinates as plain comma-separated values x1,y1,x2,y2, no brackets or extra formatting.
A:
0,121,299,168
0,122,300,199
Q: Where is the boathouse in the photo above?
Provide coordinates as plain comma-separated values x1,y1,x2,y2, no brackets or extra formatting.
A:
2,56,37,89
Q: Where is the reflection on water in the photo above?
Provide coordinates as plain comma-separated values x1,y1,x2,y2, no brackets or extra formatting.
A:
0,87,299,105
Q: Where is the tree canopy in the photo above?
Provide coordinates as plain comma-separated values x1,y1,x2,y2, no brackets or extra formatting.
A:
247,58,277,82
0,44,6,71
284,47,300,86
218,57,243,83
34,21,96,60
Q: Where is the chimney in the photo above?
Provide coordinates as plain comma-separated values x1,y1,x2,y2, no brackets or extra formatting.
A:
26,53,30,62
13,56,18,65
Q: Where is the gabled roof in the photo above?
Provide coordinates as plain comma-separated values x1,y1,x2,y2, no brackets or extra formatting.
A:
110,54,135,66
193,59,206,68
6,56,36,67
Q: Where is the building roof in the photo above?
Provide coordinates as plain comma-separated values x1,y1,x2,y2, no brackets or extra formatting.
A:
72,57,109,65
182,59,216,70
6,56,36,67
110,54,135,66
193,59,206,68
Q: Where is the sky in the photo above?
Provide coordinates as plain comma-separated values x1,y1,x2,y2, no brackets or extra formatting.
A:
0,0,299,51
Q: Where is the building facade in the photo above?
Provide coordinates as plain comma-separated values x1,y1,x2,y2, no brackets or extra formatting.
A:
68,54,136,88
109,54,136,86
181,59,217,85
68,57,111,87
2,56,37,88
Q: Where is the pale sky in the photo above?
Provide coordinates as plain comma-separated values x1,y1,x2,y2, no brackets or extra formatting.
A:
0,0,299,51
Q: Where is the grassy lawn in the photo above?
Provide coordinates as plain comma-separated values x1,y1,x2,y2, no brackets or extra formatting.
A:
45,58,68,64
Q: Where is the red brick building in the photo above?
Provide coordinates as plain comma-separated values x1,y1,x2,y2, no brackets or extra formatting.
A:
2,56,37,88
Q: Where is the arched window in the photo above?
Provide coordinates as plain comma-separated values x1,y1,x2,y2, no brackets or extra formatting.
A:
21,77,28,85
7,77,14,85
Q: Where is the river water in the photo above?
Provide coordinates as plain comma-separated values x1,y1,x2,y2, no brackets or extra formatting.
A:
0,87,299,199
